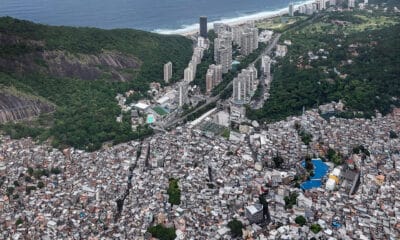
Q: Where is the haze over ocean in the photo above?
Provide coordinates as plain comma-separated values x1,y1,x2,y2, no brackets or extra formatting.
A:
0,0,310,33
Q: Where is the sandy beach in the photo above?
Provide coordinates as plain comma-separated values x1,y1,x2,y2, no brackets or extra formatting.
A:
160,0,316,36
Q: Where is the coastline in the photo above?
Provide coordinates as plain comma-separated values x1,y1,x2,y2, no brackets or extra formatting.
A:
153,0,315,36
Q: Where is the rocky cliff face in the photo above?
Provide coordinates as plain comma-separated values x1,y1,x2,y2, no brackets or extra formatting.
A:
0,90,55,123
0,33,141,81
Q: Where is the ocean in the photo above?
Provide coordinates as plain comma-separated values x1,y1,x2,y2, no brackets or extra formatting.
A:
0,0,311,34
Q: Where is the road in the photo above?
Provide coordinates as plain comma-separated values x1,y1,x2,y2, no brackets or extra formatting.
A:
162,33,282,130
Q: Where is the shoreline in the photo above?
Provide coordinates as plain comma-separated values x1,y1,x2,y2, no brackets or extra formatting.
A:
152,0,315,36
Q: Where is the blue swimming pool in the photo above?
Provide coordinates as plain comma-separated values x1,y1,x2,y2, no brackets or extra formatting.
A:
300,159,329,190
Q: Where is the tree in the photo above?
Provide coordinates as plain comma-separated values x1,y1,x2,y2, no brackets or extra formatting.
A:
37,181,45,188
273,155,284,168
284,192,298,209
295,215,306,226
305,156,314,171
310,223,322,233
227,219,243,238
167,178,181,206
147,224,176,240
15,218,23,226
389,130,398,139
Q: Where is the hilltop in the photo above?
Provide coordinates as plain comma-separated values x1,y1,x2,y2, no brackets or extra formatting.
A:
248,9,400,122
0,17,193,150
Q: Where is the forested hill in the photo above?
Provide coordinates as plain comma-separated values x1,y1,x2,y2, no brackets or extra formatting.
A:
248,10,400,122
0,17,193,83
0,17,193,151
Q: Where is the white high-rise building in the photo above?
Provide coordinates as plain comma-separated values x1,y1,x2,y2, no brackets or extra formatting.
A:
184,67,194,82
214,33,232,74
289,3,295,16
178,82,189,107
232,65,259,104
188,60,197,77
348,0,355,8
197,37,209,49
212,64,223,85
262,55,272,75
205,64,223,93
239,26,258,56
247,64,258,92
233,75,249,104
163,62,172,83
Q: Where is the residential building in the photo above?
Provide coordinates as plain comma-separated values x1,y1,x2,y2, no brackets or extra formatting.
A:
200,16,208,38
178,81,189,107
262,55,272,75
214,33,232,73
245,204,264,224
289,3,295,16
184,67,194,82
276,44,288,57
205,64,222,94
163,62,172,83
348,0,355,8
206,69,214,94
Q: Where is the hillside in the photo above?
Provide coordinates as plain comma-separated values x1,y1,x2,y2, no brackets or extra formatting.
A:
0,17,193,150
248,9,400,122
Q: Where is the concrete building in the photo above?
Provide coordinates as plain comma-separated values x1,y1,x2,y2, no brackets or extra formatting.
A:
240,27,259,56
200,16,208,38
214,23,230,36
289,3,295,16
262,55,272,75
230,103,246,123
233,73,250,104
184,67,194,82
348,0,355,8
206,69,214,94
214,34,232,74
178,82,189,107
245,204,264,224
276,44,288,57
197,37,208,49
163,62,172,83
205,64,222,94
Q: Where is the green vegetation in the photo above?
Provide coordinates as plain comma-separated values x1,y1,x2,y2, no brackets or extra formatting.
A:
299,130,313,146
0,17,191,150
256,16,309,32
272,155,284,168
25,185,37,194
221,128,230,139
227,219,243,238
304,156,314,171
326,148,344,166
152,106,168,116
191,30,217,92
310,223,322,234
389,130,398,139
248,11,400,122
295,215,307,226
185,102,217,122
15,218,23,226
6,187,14,196
37,181,45,189
167,178,181,206
147,224,176,240
284,192,298,209
352,145,370,156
